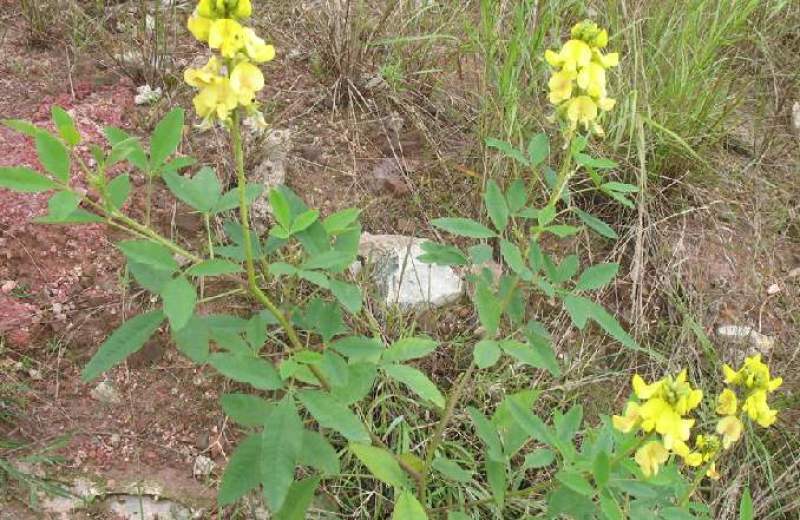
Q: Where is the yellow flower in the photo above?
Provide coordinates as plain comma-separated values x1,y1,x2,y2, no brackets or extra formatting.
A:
723,364,740,385
716,388,738,416
187,12,212,42
230,62,265,106
577,62,607,98
209,18,245,58
565,96,598,129
193,77,238,121
593,50,619,69
548,70,575,104
612,401,641,433
198,0,222,18
632,374,661,400
742,390,778,428
635,441,669,477
673,440,702,467
593,29,608,49
232,0,251,18
184,56,222,88
597,97,616,112
243,28,276,63
716,416,743,449
558,40,593,72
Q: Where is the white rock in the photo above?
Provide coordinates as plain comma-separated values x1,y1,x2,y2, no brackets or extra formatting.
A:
107,495,193,520
792,101,800,135
1,280,16,294
192,455,215,478
357,233,464,308
250,129,292,230
766,283,781,295
716,325,775,353
91,381,122,404
134,85,162,105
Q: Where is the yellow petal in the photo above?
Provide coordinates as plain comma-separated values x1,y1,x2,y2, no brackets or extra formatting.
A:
233,0,251,18
209,18,245,58
187,14,212,42
635,441,669,477
716,416,743,449
243,28,276,63
544,49,562,67
716,388,738,416
231,62,265,105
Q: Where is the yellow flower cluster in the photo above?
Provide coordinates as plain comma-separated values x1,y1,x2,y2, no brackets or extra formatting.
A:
184,0,275,126
544,21,619,135
614,356,782,479
612,370,703,476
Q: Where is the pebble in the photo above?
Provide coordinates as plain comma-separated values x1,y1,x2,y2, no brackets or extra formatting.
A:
192,455,215,478
716,324,775,354
766,283,781,295
90,381,122,404
1,280,16,294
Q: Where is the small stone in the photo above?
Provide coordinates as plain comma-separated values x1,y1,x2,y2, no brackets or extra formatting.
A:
357,233,464,309
766,283,781,295
134,84,162,105
716,324,775,354
792,101,800,136
788,267,800,279
1,280,16,294
91,381,122,404
370,158,409,195
250,129,292,230
110,433,121,447
28,368,43,380
192,455,215,478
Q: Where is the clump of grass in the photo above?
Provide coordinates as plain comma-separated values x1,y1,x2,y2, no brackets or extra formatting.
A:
20,0,54,47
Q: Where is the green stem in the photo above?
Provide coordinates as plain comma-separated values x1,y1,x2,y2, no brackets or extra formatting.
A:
204,213,214,258
546,135,575,209
420,363,476,504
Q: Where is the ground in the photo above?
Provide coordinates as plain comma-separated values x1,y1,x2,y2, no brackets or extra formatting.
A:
1,1,799,519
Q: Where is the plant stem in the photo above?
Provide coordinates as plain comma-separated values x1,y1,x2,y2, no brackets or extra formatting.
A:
204,213,214,258
420,363,476,504
546,135,575,208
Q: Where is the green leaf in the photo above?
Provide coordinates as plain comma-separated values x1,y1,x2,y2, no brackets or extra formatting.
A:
555,254,579,282
300,298,347,342
602,181,639,193
576,263,619,291
172,315,209,363
485,137,529,166
0,166,58,192
382,364,445,408
104,127,148,170
38,191,80,221
537,204,556,227
593,450,610,488
500,239,530,279
220,393,273,427
297,390,370,443
350,443,411,490
186,259,243,277
382,337,437,363
545,224,580,238
161,276,196,331
129,261,172,293
261,396,303,511
484,179,509,232
329,335,384,364
35,131,70,182
574,208,618,239
330,363,377,404
329,279,362,314
448,513,471,520
505,178,528,213
431,217,496,239
51,107,80,146
274,477,321,520
162,156,197,174
527,133,550,167
117,240,178,273
213,183,263,213
556,470,594,497
269,188,292,229
507,399,557,447
290,209,319,234
599,493,623,520
564,294,591,329
524,321,560,377
162,167,221,213
739,487,753,520
467,407,503,460
523,449,555,469
469,244,493,264
107,174,131,209
297,430,340,475
574,153,617,170
473,339,501,369
81,310,165,381
150,108,184,170
486,459,506,506
392,490,428,519
301,250,353,271
3,119,43,137
323,207,361,235
417,241,468,266
432,458,472,482
218,434,262,506
208,352,283,390
499,340,556,373
474,280,501,336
